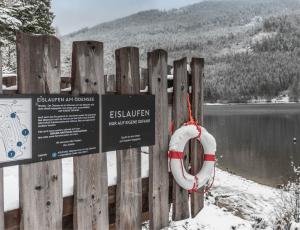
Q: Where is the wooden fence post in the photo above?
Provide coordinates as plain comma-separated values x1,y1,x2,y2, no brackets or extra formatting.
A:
115,47,142,230
147,49,169,229
172,57,189,221
0,49,4,230
190,58,205,217
16,32,63,230
71,41,109,230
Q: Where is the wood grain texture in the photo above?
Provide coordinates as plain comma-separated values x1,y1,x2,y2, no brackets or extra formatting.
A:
115,47,142,230
16,32,63,230
71,41,109,230
0,50,4,230
147,49,169,230
105,75,116,93
172,57,190,221
4,175,174,230
190,58,205,217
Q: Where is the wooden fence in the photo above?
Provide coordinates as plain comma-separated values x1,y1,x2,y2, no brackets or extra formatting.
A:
0,32,204,230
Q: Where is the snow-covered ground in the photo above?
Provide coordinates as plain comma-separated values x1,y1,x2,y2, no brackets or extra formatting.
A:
141,168,290,230
3,150,292,229
162,204,252,230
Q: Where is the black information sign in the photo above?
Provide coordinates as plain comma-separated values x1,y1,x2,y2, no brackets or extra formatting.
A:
102,95,155,152
0,94,99,167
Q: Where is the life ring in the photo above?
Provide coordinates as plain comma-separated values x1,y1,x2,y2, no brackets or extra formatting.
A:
168,124,217,192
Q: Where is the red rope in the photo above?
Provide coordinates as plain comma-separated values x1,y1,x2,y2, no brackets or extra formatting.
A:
184,94,202,138
187,94,195,124
188,175,199,193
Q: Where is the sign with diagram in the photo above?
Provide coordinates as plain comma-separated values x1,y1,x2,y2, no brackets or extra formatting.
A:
0,95,99,167
102,95,155,151
0,98,32,163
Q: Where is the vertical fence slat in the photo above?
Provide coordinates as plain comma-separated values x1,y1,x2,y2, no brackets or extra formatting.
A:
17,32,63,230
148,49,169,229
172,57,189,221
190,58,205,217
115,47,142,229
71,41,109,230
0,49,4,230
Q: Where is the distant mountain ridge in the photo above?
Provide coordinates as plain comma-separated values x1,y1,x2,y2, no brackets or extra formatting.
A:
64,0,300,38
61,0,300,72
60,0,300,101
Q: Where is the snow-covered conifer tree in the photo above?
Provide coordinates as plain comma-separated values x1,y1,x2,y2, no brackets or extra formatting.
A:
12,0,55,35
0,0,55,72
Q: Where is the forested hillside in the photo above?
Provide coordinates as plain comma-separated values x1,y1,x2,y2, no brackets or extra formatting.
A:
206,13,300,101
60,0,300,102
1,0,300,102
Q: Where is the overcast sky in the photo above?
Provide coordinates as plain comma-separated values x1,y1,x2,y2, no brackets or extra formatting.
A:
52,0,201,35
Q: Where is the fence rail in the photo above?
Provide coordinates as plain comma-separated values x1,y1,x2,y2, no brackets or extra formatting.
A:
0,32,204,230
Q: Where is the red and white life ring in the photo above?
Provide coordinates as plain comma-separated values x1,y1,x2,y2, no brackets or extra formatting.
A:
168,124,216,192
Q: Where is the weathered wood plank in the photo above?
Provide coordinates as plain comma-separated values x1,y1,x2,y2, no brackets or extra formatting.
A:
2,76,17,88
2,90,17,95
147,49,169,230
115,47,142,230
172,57,189,221
16,32,63,230
190,58,205,217
4,175,174,230
0,50,4,230
105,74,116,93
71,41,109,230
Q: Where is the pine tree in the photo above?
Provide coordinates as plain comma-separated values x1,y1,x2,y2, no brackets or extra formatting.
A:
11,0,55,35
1,0,55,43
0,1,21,71
0,0,55,72
0,1,22,43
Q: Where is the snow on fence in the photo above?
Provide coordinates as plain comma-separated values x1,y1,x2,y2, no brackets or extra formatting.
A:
0,32,204,230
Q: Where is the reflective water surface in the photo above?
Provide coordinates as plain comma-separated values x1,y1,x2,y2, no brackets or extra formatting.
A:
204,103,300,187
